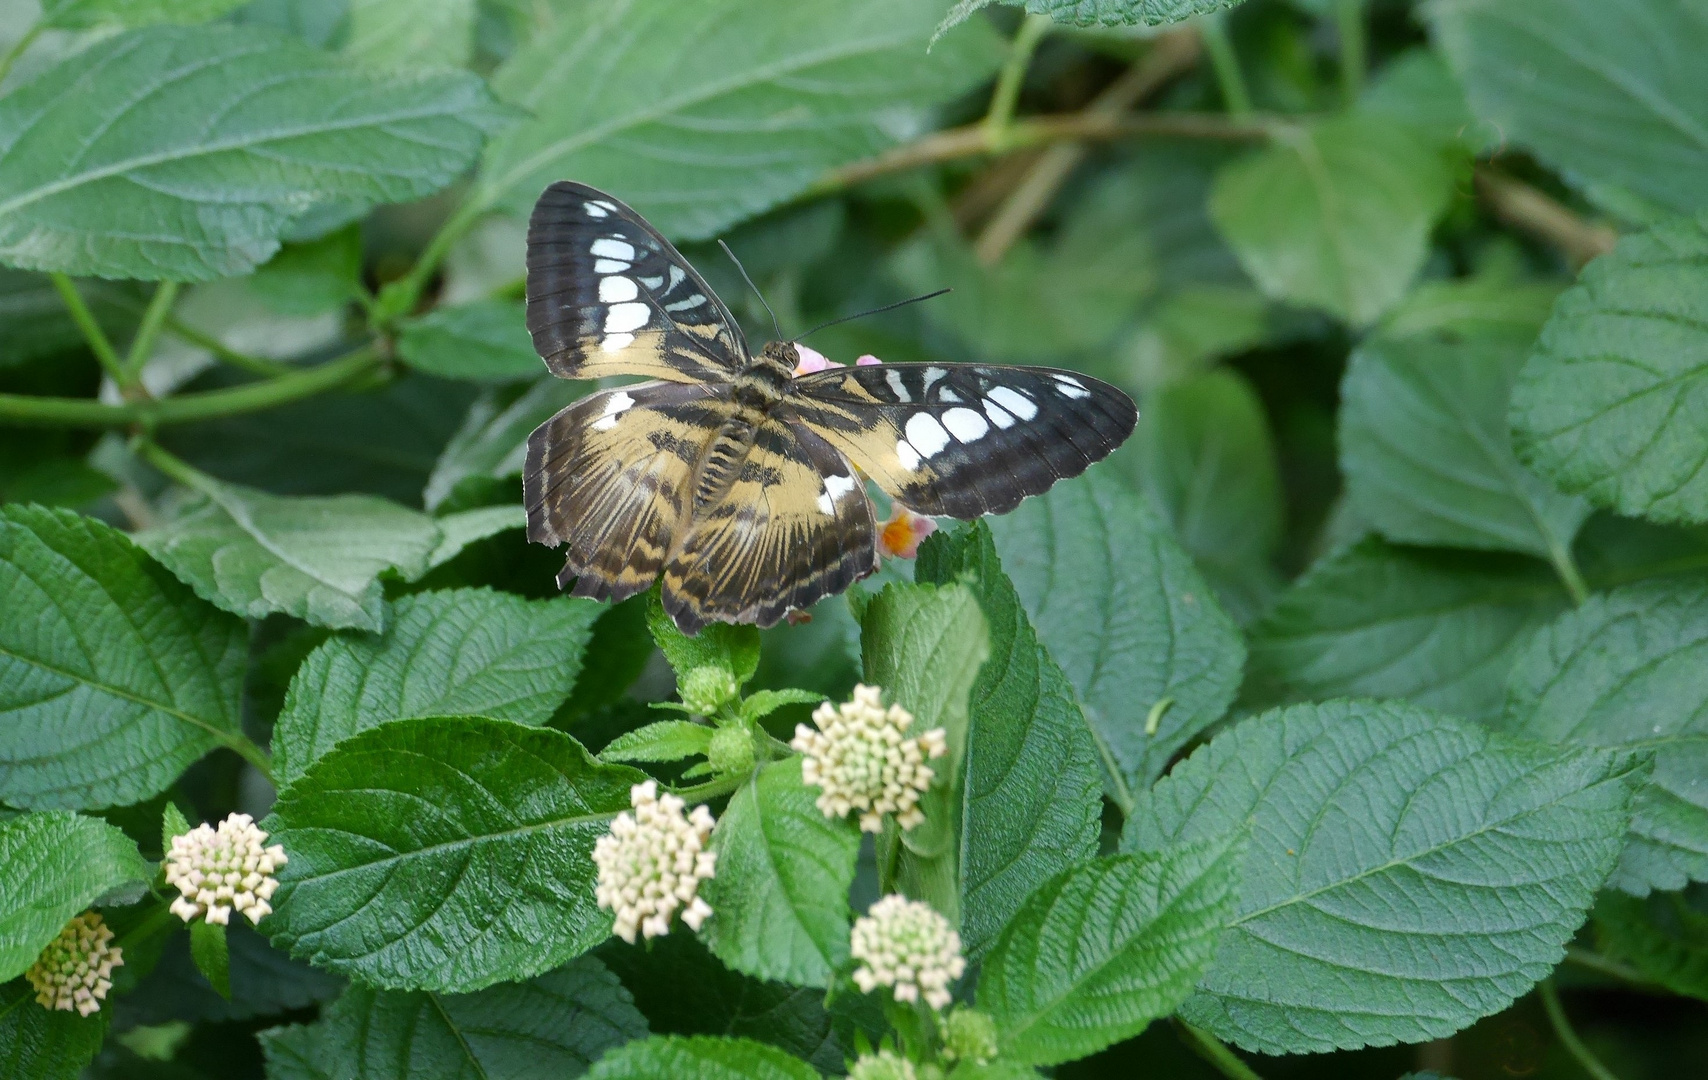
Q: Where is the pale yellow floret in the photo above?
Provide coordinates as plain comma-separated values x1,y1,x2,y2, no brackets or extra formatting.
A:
791,685,946,833
593,780,718,943
164,813,287,927
849,894,965,1011
25,912,123,1016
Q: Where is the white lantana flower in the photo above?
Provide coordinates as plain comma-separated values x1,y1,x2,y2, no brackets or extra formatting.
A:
594,780,717,943
26,912,123,1016
848,1049,917,1080
792,684,947,832
850,894,965,1010
165,812,287,926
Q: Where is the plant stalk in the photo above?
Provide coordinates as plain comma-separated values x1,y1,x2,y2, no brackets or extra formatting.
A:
124,281,180,385
1539,978,1623,1080
0,20,43,84
51,273,130,389
1174,1017,1265,1080
1197,13,1252,116
1334,0,1367,106
984,14,1052,151
164,317,295,379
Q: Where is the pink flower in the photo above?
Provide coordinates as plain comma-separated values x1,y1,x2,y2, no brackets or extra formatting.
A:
793,344,843,376
879,508,937,559
856,354,882,366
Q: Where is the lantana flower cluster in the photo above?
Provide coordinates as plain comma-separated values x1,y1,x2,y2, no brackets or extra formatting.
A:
793,684,947,832
165,812,287,926
848,1049,918,1080
850,894,965,1010
593,780,717,943
26,912,122,1016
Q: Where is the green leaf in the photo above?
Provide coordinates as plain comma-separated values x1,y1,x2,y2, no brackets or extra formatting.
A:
397,301,543,383
1591,888,1708,1002
1009,0,1243,28
740,688,826,723
860,580,990,921
1341,335,1592,561
1123,699,1646,1054
1501,578,1708,894
1376,274,1562,345
1129,369,1283,624
43,0,248,28
917,523,1104,959
583,1035,820,1080
0,811,148,981
645,590,759,685
273,588,601,785
0,270,137,369
0,25,509,281
600,721,713,764
700,757,860,987
119,923,344,1025
344,0,475,72
0,979,106,1080
1121,285,1271,391
1357,48,1484,151
248,227,363,317
1209,115,1455,325
1430,0,1708,217
986,470,1245,794
977,837,1244,1066
259,955,646,1080
424,505,528,570
136,478,442,632
161,803,191,853
189,921,231,1000
1510,215,1708,525
1248,537,1568,723
0,505,246,809
265,716,643,993
475,0,1002,238
424,378,586,511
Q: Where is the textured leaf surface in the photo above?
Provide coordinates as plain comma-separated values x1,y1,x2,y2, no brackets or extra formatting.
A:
987,469,1245,792
700,757,860,987
978,838,1243,1065
1342,335,1592,560
1511,215,1708,525
344,0,476,71
0,812,148,981
1123,699,1643,1054
1502,578,1708,893
584,1035,820,1080
1249,538,1568,723
136,479,442,632
860,581,990,921
918,523,1103,958
398,301,543,383
1016,0,1242,28
1209,115,1453,325
273,588,601,785
0,979,105,1080
1431,0,1708,217
43,0,248,27
1592,889,1708,1002
116,924,344,1026
260,956,646,1080
424,378,585,511
266,716,642,993
0,25,507,280
0,505,246,809
476,0,1001,237
425,505,528,570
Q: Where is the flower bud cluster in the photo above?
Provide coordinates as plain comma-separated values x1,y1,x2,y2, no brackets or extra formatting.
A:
679,665,739,715
793,685,946,832
593,780,717,943
26,912,122,1016
848,1049,918,1080
850,894,965,1010
165,812,286,926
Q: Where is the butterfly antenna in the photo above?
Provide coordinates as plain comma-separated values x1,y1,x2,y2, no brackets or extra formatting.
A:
718,240,783,342
797,288,952,341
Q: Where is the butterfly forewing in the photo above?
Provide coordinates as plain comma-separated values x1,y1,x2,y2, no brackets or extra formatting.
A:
661,420,878,635
524,380,734,604
526,181,748,383
785,363,1137,518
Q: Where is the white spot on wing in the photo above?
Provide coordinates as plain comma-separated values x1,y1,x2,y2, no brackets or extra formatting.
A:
895,440,921,471
1051,372,1091,399
639,275,664,289
938,387,962,403
922,367,947,392
598,276,637,302
905,413,951,459
591,238,635,260
667,265,686,291
592,390,635,430
942,407,989,442
817,473,859,515
604,303,649,334
885,369,911,402
988,385,1037,420
594,259,629,274
600,333,634,353
664,294,707,312
983,399,1016,429
584,201,609,218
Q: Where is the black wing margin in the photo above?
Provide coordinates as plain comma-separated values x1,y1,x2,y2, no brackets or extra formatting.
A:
784,363,1136,518
526,181,748,383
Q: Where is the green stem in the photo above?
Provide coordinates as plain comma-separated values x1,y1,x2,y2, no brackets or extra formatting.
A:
0,344,382,428
984,14,1052,150
384,199,485,323
671,769,750,805
1549,542,1591,606
114,902,179,954
1198,13,1252,117
1539,978,1622,1080
1563,947,1657,989
0,20,43,84
1334,0,1367,107
164,316,295,378
124,281,180,384
1174,1018,1264,1080
51,273,130,388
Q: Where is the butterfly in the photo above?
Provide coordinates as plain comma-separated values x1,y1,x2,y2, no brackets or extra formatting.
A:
523,181,1137,635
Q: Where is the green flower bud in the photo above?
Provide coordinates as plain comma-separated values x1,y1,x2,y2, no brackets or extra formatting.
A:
942,1007,999,1064
679,665,739,715
707,723,756,776
848,1050,916,1080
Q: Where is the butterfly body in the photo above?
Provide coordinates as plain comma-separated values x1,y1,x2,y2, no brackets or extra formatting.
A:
522,182,1137,634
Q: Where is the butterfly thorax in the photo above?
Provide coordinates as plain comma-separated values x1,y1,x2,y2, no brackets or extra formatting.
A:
690,341,799,513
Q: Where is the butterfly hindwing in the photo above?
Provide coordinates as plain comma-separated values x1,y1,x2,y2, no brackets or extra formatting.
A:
661,419,878,635
785,363,1137,518
524,380,732,605
526,181,747,383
